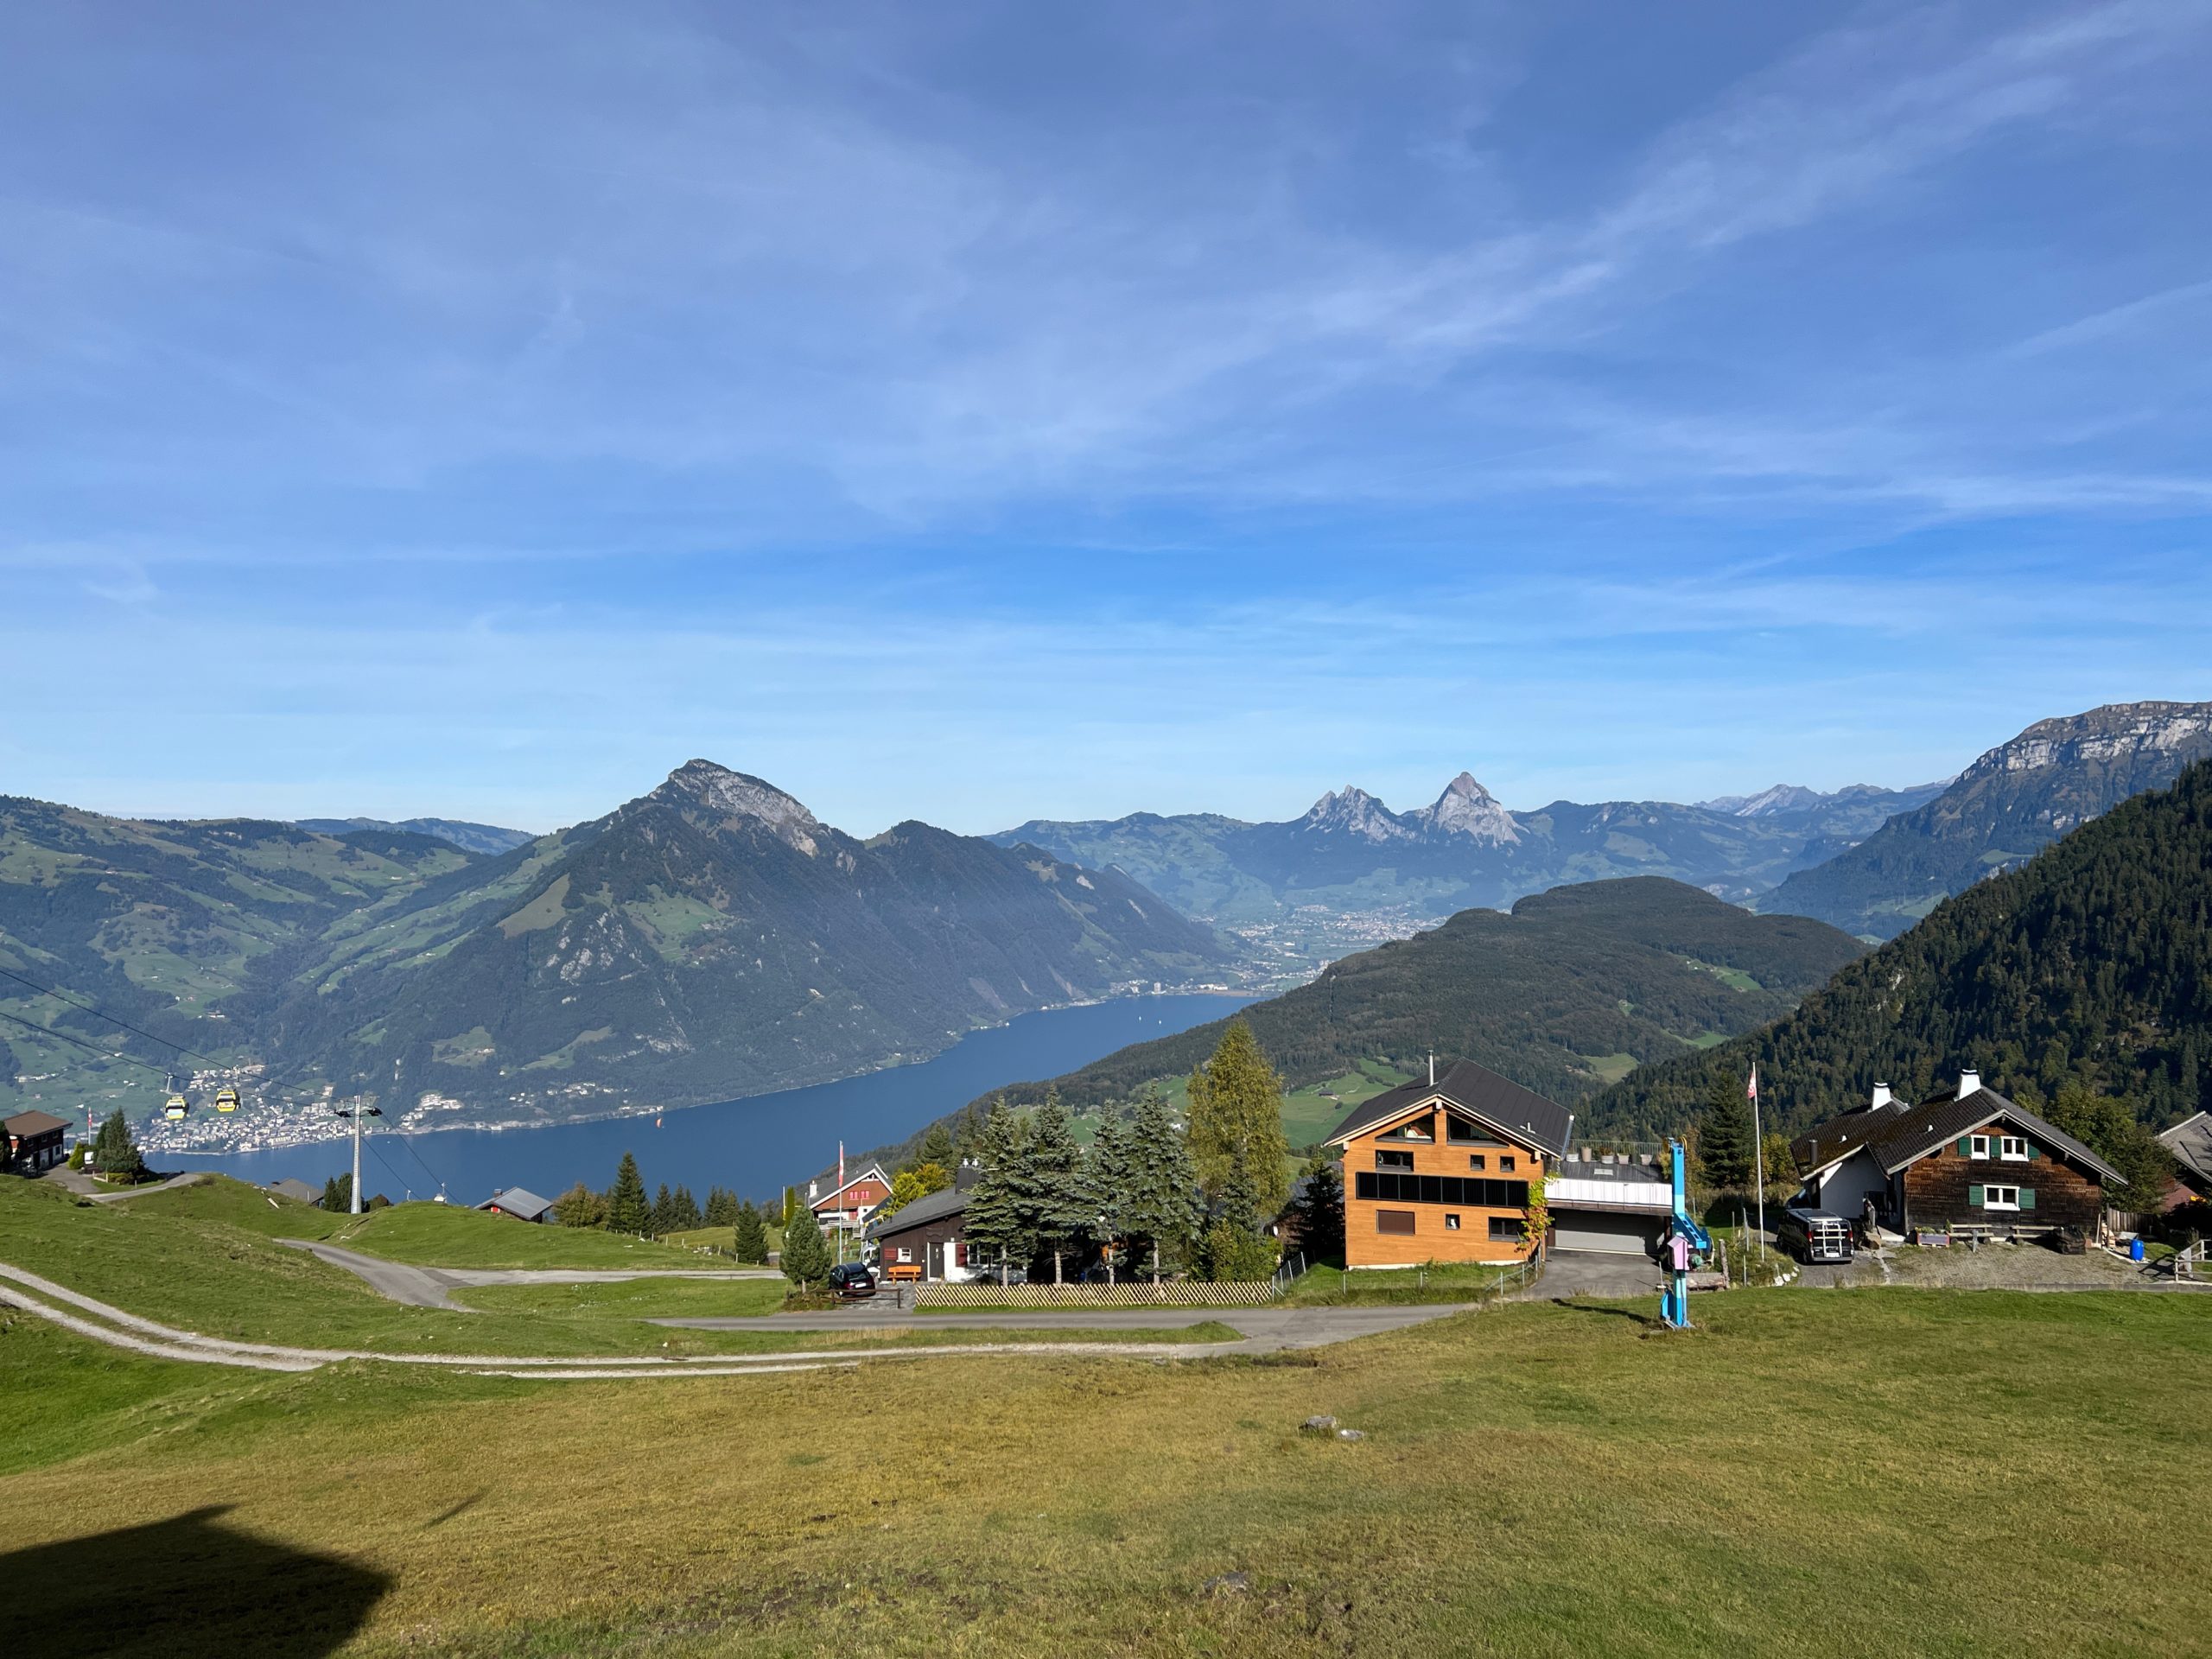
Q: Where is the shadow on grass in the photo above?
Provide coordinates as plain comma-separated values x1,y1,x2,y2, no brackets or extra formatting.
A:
0,1504,390,1658
1548,1297,1663,1329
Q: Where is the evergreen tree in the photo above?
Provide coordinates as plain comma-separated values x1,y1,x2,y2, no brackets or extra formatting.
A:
1284,1153,1346,1266
1186,1020,1291,1216
1121,1084,1201,1282
1698,1075,1756,1190
551,1181,607,1229
1027,1091,1092,1284
1090,1111,1132,1282
918,1121,957,1170
963,1097,1036,1283
607,1152,651,1236
671,1184,702,1231
92,1111,143,1182
650,1183,677,1237
779,1203,831,1288
1200,1143,1279,1281
2045,1087,2178,1202
732,1201,770,1263
320,1173,347,1212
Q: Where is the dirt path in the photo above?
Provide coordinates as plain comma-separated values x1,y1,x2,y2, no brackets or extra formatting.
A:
0,1256,1476,1379
281,1239,785,1309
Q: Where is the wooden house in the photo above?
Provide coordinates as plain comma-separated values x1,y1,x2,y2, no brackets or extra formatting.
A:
807,1160,892,1254
1790,1070,2124,1241
1325,1059,1573,1268
474,1185,555,1223
2,1109,68,1173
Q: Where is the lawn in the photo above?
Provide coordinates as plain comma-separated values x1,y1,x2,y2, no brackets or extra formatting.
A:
325,1200,708,1269
1278,1261,1524,1306
2,1283,2205,1657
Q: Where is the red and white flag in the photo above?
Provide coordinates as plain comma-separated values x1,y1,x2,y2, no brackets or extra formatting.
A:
1747,1065,1759,1104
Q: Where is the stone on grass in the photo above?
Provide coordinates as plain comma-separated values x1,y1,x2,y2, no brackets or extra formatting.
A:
1300,1414,1338,1434
1201,1572,1252,1597
1336,1428,1366,1442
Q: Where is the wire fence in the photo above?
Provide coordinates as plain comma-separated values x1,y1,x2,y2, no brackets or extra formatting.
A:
913,1279,1284,1309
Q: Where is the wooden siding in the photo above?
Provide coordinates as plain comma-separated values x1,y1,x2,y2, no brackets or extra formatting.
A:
1342,1105,1544,1268
1900,1129,2107,1234
870,1207,967,1280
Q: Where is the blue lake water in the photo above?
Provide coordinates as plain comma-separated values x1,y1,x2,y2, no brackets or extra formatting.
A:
175,993,1250,1205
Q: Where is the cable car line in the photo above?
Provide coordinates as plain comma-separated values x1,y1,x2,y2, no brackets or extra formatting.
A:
0,964,231,1071
0,1007,172,1079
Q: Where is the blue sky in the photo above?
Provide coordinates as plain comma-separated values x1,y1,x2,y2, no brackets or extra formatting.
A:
4,1,2210,836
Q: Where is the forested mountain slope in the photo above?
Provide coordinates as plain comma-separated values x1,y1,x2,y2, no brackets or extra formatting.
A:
1590,759,2212,1141
297,817,536,856
1758,702,2212,938
899,879,1863,1151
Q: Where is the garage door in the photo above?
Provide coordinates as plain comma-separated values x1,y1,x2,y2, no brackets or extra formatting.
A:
1551,1211,1662,1255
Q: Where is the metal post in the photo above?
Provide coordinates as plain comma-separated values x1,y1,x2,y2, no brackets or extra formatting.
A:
351,1102,363,1214
1751,1079,1766,1260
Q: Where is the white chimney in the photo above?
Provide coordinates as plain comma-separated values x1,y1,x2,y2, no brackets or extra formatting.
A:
1871,1083,1893,1109
1428,1052,1435,1085
1958,1069,1981,1100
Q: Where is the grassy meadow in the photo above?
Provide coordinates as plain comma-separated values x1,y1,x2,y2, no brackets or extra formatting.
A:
4,1171,2209,1656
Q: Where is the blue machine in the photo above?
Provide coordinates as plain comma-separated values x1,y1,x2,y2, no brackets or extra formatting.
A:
1661,1139,1713,1330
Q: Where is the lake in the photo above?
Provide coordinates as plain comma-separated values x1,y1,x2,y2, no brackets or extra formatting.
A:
176,992,1250,1205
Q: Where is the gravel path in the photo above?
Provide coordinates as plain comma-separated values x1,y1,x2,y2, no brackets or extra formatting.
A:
1796,1241,2209,1291
282,1239,784,1309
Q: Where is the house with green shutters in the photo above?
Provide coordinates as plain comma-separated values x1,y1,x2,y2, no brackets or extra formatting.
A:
1789,1070,2125,1241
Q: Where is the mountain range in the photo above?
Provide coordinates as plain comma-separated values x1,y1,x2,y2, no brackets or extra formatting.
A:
1589,754,2212,1140
0,763,1230,1134
1753,702,2212,938
995,772,1943,968
296,817,537,857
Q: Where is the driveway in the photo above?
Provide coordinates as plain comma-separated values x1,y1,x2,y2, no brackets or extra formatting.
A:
36,1168,209,1204
1517,1251,1664,1300
281,1239,783,1310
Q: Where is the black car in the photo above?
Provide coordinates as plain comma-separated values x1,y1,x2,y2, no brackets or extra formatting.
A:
827,1262,876,1299
1775,1206,1854,1265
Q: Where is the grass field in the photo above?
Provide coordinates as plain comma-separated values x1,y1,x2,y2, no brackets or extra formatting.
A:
3,1260,2207,1657
325,1201,709,1270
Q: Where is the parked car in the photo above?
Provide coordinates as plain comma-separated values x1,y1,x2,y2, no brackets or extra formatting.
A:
827,1262,876,1299
1776,1206,1854,1265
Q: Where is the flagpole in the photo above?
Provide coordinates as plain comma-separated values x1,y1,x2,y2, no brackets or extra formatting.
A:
1750,1065,1765,1260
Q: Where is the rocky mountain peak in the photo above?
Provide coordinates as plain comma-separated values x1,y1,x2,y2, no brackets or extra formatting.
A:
656,760,822,855
1299,785,1414,842
1976,702,2212,779
1414,772,1521,843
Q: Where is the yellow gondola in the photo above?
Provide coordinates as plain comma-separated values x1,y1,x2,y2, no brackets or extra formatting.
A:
163,1092,189,1122
214,1085,240,1113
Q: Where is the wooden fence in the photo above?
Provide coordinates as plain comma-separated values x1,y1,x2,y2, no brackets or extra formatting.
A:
912,1279,1281,1310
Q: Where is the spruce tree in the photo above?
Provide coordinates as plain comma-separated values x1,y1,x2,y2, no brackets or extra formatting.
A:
732,1200,769,1263
1186,1020,1291,1216
963,1096,1036,1283
779,1203,831,1288
704,1186,738,1228
918,1121,957,1170
1122,1084,1201,1283
671,1184,702,1231
607,1152,651,1236
321,1173,346,1212
1285,1154,1346,1266
1090,1111,1131,1283
650,1183,676,1237
1027,1091,1092,1284
92,1111,143,1182
1698,1075,1755,1190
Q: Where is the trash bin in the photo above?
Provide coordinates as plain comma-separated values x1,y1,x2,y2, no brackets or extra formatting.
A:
2130,1237,2145,1262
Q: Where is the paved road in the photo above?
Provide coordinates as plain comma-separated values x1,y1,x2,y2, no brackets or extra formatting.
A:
1514,1251,1665,1300
282,1239,782,1310
38,1168,211,1205
660,1301,1484,1354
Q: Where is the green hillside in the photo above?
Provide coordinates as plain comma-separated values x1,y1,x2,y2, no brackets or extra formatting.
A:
880,878,1863,1161
1590,758,2212,1141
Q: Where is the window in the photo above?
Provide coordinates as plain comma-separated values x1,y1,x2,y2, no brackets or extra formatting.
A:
1445,1214,1461,1230
1375,1148,1414,1171
952,1242,968,1268
1489,1217,1526,1241
895,1246,912,1263
1499,1156,1516,1173
1467,1154,1486,1171
1981,1185,2019,1211
1376,1209,1416,1236
2000,1136,2028,1161
1354,1172,1530,1209
1968,1135,1989,1160
1378,1114,1434,1142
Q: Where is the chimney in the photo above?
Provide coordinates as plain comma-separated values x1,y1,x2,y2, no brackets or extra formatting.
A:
1871,1083,1893,1109
1428,1052,1435,1086
1958,1069,1981,1100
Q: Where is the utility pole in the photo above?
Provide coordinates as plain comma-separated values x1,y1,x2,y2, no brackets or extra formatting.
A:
1749,1065,1766,1262
334,1098,383,1214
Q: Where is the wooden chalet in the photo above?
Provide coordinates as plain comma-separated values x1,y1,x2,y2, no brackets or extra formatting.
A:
1791,1070,2125,1241
1325,1059,1573,1268
806,1160,892,1253
2,1109,68,1173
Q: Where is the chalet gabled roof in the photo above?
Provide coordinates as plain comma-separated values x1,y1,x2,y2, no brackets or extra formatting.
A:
3,1109,69,1137
1792,1084,2125,1186
1325,1059,1573,1160
807,1162,891,1210
476,1185,554,1219
2160,1112,2212,1185
865,1185,967,1240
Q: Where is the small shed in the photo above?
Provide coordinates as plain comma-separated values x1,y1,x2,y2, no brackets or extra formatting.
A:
3,1109,69,1173
476,1186,555,1223
266,1178,321,1205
